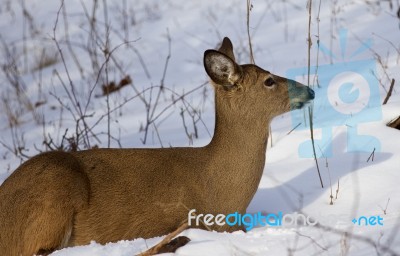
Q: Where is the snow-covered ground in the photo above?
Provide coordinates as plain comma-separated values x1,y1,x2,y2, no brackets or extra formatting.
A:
0,0,399,255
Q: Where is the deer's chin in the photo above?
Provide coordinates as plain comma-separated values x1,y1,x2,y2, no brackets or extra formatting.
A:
290,100,312,110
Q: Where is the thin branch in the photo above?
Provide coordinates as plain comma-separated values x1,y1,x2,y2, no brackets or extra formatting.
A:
307,0,324,188
383,78,395,105
335,179,340,199
287,122,302,135
294,231,328,251
367,148,376,162
246,0,255,64
138,221,189,256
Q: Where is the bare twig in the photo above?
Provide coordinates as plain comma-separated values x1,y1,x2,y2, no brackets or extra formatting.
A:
138,221,189,256
325,157,334,205
294,231,328,251
287,123,302,135
246,0,255,64
367,148,376,162
383,78,395,105
307,0,324,188
335,179,340,199
61,2,84,76
141,30,172,144
312,0,322,88
314,222,399,256
387,116,400,129
378,198,390,215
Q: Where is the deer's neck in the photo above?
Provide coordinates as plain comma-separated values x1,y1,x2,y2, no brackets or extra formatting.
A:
208,112,269,157
204,94,271,211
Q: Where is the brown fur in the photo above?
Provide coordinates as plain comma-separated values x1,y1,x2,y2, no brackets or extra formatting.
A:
0,37,314,255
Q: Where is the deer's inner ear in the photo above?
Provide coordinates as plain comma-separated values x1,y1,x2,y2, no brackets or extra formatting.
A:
204,50,242,87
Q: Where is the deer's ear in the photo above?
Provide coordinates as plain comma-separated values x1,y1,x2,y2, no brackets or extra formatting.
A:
218,37,236,62
204,50,242,87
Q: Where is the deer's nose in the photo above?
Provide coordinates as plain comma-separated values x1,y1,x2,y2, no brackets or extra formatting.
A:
308,87,315,99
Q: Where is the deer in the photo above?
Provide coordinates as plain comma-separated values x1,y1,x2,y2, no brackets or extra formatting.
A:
0,37,314,255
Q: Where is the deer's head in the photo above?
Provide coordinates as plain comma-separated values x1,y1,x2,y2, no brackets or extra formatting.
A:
204,37,314,122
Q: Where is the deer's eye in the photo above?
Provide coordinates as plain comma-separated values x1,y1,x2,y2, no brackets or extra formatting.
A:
264,77,275,87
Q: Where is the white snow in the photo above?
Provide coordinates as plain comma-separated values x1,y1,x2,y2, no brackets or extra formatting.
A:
0,0,399,255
